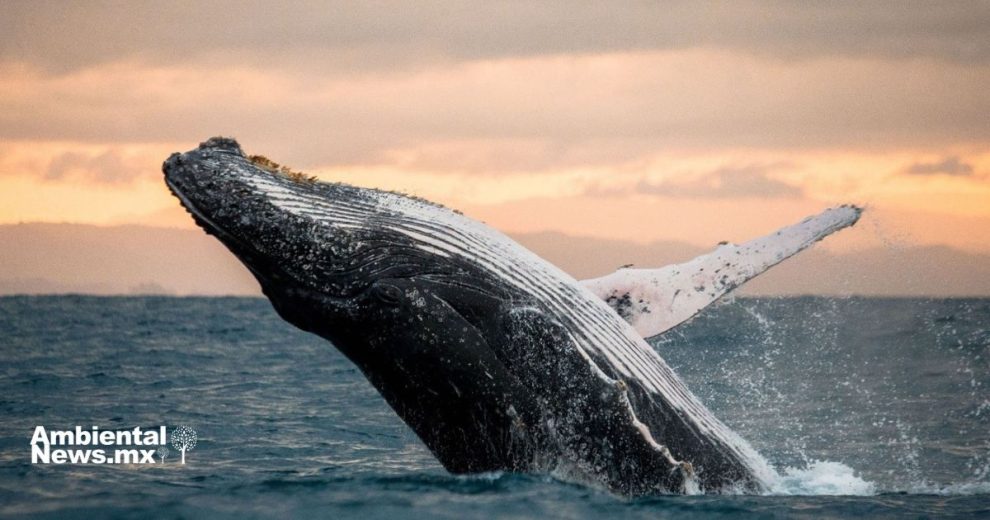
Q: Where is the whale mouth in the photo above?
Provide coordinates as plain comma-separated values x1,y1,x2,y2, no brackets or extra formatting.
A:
164,174,224,239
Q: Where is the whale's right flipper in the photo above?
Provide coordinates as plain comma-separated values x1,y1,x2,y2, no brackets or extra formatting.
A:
581,205,862,339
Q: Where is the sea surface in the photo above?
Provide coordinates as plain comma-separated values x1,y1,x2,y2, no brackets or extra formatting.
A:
0,295,987,518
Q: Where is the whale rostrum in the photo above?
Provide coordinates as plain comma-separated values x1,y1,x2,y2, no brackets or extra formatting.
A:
163,137,860,495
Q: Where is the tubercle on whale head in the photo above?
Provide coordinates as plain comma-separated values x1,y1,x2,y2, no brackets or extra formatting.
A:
198,136,243,154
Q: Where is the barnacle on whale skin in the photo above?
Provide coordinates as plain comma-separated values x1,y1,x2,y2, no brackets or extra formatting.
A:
248,154,318,184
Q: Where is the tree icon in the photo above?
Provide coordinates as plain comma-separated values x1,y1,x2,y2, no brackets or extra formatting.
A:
156,445,169,464
170,426,197,464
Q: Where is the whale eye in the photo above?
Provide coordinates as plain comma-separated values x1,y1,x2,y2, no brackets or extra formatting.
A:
373,283,404,305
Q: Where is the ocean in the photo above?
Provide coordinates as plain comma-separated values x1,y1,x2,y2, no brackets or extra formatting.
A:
0,295,987,518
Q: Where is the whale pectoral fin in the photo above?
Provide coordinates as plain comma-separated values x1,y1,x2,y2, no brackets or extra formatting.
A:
581,205,862,339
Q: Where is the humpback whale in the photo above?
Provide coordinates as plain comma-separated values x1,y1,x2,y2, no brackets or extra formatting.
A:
163,137,861,495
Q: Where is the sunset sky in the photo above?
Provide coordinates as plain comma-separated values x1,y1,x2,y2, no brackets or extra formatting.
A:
2,2,989,254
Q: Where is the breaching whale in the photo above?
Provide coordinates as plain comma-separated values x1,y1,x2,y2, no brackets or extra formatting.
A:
163,137,861,495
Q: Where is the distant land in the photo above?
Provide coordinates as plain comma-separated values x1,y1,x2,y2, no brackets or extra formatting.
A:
2,223,989,296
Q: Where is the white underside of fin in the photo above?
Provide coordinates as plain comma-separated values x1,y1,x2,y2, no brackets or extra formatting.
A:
581,205,862,340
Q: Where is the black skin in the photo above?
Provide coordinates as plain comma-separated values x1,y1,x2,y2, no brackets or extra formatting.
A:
163,137,764,495
265,276,548,473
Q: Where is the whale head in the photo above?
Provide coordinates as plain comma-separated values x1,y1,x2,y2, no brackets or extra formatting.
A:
163,137,491,339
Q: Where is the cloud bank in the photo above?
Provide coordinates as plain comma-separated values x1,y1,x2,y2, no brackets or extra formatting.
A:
3,1,989,73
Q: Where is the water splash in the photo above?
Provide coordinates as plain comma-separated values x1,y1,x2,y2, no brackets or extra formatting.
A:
656,296,990,497
769,460,876,496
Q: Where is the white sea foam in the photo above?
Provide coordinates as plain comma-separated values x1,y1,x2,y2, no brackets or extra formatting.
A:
768,460,877,496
